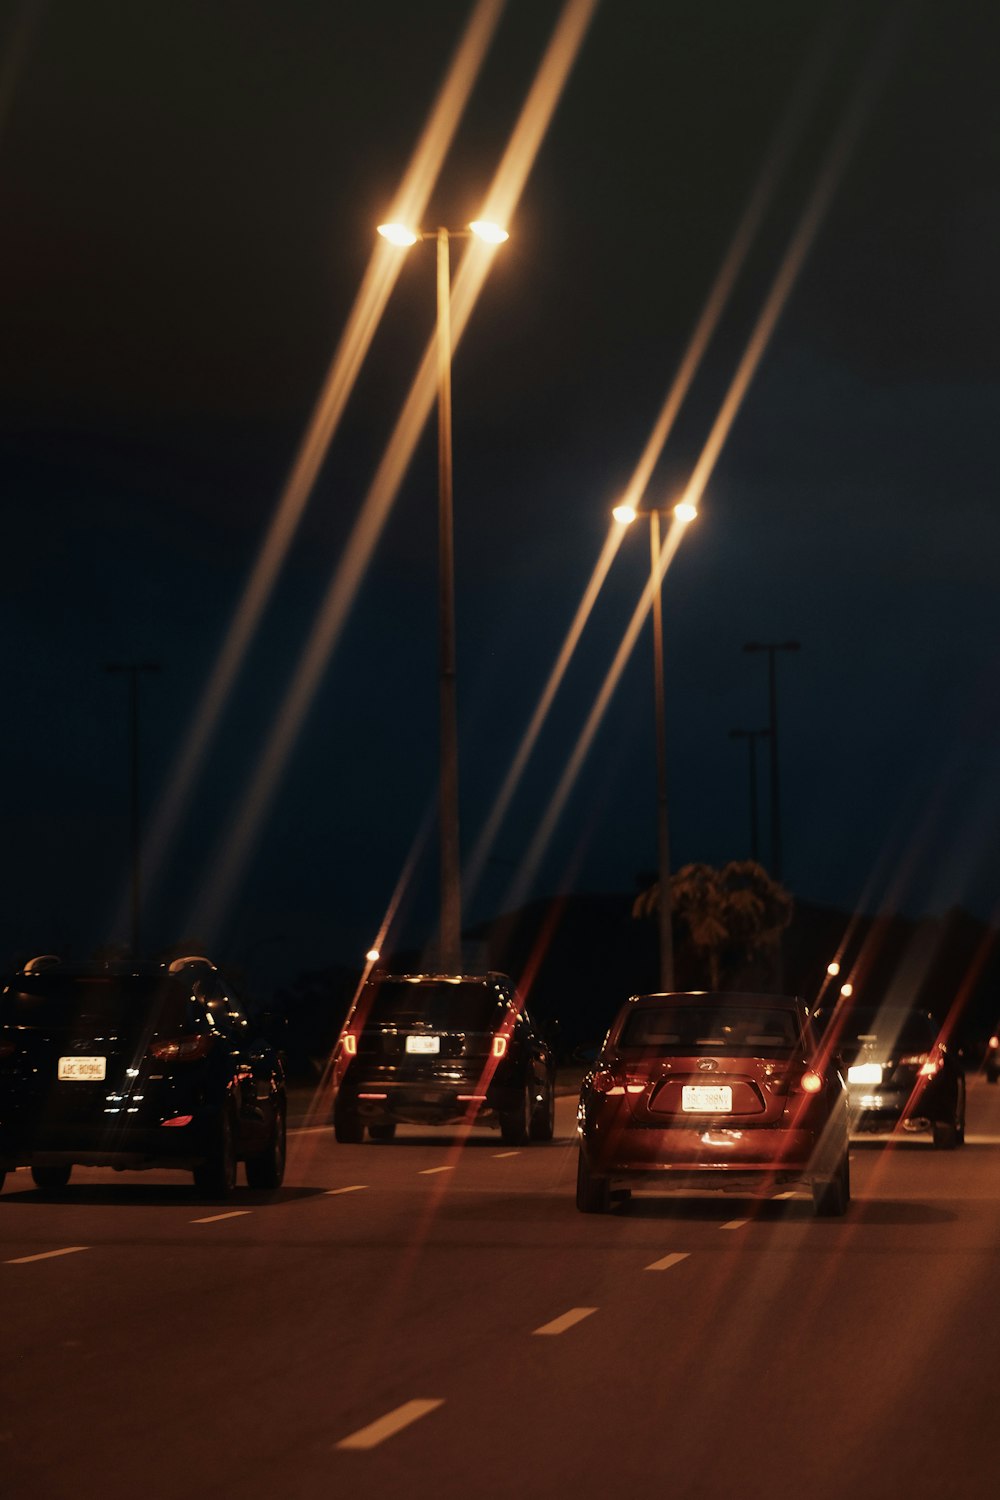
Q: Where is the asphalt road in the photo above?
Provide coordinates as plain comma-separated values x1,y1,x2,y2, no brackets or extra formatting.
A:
4,1076,1000,1500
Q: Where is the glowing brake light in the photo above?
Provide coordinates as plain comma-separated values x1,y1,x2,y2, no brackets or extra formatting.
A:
148,1034,212,1062
990,1036,999,1051
900,1052,939,1076
161,1114,194,1128
341,1034,357,1056
799,1070,823,1094
492,1035,508,1059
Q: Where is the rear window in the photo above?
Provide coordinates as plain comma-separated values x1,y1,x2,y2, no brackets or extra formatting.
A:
1,975,190,1032
619,1004,802,1055
818,1009,937,1053
359,980,507,1032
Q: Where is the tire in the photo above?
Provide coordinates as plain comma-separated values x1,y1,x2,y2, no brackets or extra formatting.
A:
245,1106,286,1189
0,1170,5,1195
812,1152,849,1217
367,1122,397,1143
987,1071,998,1085
333,1103,364,1144
499,1085,531,1146
932,1119,959,1150
529,1080,556,1142
956,1083,966,1146
31,1164,72,1192
193,1107,238,1196
576,1150,611,1214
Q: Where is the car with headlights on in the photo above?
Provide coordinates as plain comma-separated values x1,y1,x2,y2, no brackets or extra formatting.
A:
814,1002,965,1148
576,991,849,1216
332,971,555,1145
0,955,286,1197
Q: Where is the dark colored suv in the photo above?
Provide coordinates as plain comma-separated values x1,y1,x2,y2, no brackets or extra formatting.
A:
0,955,287,1196
332,971,556,1145
577,991,850,1215
815,1002,965,1148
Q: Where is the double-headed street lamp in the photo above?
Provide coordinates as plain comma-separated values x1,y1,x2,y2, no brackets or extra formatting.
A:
612,498,699,991
377,217,508,972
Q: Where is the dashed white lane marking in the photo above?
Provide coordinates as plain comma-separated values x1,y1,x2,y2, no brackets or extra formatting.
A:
326,1185,368,1196
646,1252,690,1272
337,1399,445,1451
493,1151,520,1159
773,1191,796,1200
6,1246,90,1265
419,1165,454,1176
721,1219,748,1230
192,1211,252,1224
533,1307,598,1336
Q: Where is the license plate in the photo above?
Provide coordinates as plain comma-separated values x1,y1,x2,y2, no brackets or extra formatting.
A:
406,1035,440,1055
58,1056,107,1081
848,1063,882,1085
682,1085,732,1113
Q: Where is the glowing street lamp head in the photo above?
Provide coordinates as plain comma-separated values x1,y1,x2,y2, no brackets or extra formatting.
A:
366,947,381,963
840,981,854,998
827,961,841,976
612,503,637,526
673,500,698,525
469,219,509,244
377,222,420,247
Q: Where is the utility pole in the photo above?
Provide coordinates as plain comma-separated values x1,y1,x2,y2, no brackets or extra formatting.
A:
741,641,799,880
106,661,161,957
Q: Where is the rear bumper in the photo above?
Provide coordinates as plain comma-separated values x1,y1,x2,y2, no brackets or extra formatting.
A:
0,1115,214,1172
341,1079,526,1127
582,1123,835,1182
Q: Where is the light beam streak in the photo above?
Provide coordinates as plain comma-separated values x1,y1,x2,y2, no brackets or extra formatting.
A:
494,11,899,914
464,523,625,899
189,0,599,942
124,0,506,935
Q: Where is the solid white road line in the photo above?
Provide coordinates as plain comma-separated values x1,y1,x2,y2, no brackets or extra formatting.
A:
191,1211,252,1224
645,1252,690,1272
326,1185,368,1196
773,1191,796,1200
533,1307,598,1336
493,1151,520,1158
337,1399,445,1451
721,1219,748,1230
419,1165,454,1176
6,1246,90,1265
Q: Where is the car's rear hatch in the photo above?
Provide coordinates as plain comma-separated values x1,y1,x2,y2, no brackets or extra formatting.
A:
353,978,508,1085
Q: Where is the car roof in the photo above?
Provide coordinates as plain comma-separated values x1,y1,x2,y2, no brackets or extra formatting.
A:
626,991,806,1011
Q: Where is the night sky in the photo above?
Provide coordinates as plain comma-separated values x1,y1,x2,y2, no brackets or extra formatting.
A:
2,0,998,985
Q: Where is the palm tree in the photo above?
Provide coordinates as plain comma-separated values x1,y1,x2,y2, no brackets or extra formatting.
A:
634,859,792,989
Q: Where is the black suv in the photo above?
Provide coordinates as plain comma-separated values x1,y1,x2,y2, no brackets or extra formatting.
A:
332,971,556,1145
815,1002,965,1149
0,955,287,1195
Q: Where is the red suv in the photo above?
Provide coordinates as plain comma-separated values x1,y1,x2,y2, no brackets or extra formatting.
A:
576,991,849,1216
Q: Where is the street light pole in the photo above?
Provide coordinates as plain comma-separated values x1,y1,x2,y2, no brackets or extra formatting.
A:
742,640,799,881
435,227,461,973
728,727,770,862
649,509,674,991
612,498,698,991
105,661,161,958
377,216,508,973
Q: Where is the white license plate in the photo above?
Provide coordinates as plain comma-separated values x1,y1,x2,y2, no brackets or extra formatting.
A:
58,1056,107,1081
682,1085,732,1113
848,1063,882,1085
406,1035,440,1055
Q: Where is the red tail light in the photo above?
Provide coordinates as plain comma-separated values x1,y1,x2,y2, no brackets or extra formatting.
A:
161,1114,194,1128
900,1052,940,1076
989,1036,999,1051
591,1065,625,1096
148,1033,213,1062
492,1035,508,1059
341,1034,358,1057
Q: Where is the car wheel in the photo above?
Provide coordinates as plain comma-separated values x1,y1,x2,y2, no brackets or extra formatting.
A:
245,1105,286,1189
31,1164,72,1192
933,1116,960,1150
812,1152,849,1217
0,1170,5,1195
529,1080,556,1142
193,1106,238,1196
987,1070,998,1085
576,1150,611,1214
367,1122,397,1143
499,1085,531,1146
333,1103,365,1144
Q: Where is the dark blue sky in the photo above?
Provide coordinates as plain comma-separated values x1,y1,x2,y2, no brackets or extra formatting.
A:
2,0,997,984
